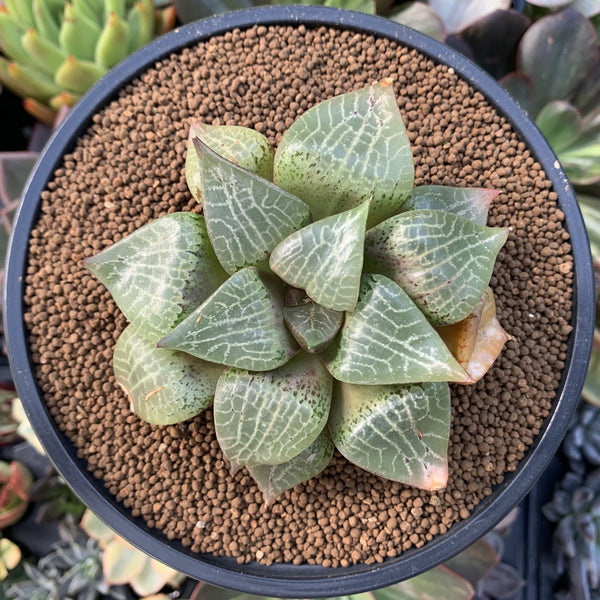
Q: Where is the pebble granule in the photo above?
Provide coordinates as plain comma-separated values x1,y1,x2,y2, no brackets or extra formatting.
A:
23,25,573,566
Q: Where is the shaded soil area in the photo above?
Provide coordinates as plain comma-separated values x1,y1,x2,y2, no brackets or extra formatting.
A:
23,24,572,566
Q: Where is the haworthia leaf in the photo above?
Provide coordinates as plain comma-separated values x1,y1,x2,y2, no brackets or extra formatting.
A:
274,80,414,228
247,428,334,503
113,325,223,425
400,185,498,226
364,209,508,325
324,274,470,384
329,380,451,490
186,123,274,206
195,137,311,275
270,201,369,311
436,287,510,383
83,212,228,343
214,353,332,468
283,300,343,354
158,267,297,371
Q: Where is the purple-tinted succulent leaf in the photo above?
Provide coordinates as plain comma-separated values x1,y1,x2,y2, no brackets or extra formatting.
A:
478,562,525,599
390,564,475,599
528,0,600,17
458,9,531,79
535,100,582,153
556,515,577,558
500,72,534,115
576,512,597,542
428,0,511,34
572,60,600,120
573,486,595,510
388,2,446,42
516,7,599,115
444,538,499,585
0,152,38,205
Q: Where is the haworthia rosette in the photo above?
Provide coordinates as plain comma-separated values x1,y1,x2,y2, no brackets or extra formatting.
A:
273,80,414,227
364,209,509,325
157,267,298,371
329,381,451,490
247,428,335,504
324,274,471,384
283,301,344,354
186,123,274,206
83,212,228,343
195,137,311,275
270,201,369,311
400,185,499,226
214,353,332,468
113,325,223,425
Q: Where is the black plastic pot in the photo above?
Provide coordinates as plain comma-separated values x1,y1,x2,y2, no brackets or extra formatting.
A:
3,6,595,598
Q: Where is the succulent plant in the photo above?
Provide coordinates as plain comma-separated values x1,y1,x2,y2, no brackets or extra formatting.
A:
0,536,21,581
543,468,600,600
0,460,32,530
564,402,600,474
11,397,45,455
0,0,176,124
6,516,129,600
85,81,509,500
0,388,19,447
80,509,184,598
501,7,600,186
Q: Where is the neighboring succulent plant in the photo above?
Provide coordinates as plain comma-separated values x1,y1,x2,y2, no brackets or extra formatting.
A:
11,397,45,455
6,516,129,600
84,81,509,501
543,468,600,600
0,536,21,581
0,388,19,446
501,7,600,186
563,402,600,474
80,509,184,598
0,460,32,530
0,0,176,124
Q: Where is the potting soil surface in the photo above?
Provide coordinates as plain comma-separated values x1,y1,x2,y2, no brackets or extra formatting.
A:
24,25,573,566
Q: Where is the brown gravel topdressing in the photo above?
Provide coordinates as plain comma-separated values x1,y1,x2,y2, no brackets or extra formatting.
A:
23,25,573,567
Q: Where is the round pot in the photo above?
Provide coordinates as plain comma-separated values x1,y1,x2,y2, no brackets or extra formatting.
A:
4,6,594,598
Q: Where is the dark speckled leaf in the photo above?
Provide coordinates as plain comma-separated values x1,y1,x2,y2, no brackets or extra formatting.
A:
329,380,451,490
214,353,332,469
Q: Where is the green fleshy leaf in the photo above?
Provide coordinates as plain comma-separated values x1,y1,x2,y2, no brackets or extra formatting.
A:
283,300,343,354
516,7,598,115
158,267,297,371
195,137,311,275
83,212,228,343
274,80,414,227
54,55,108,94
329,380,451,490
214,353,332,468
247,428,334,503
270,200,369,311
94,11,131,69
401,185,498,225
186,123,274,207
58,2,102,61
104,0,126,20
583,345,600,406
113,325,222,425
0,12,35,67
364,209,508,325
559,133,600,185
126,0,154,51
443,538,499,585
4,0,35,28
0,58,61,102
536,101,582,154
21,28,67,76
389,565,475,600
32,0,61,45
324,274,471,384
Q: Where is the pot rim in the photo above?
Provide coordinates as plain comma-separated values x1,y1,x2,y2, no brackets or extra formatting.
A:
4,5,594,597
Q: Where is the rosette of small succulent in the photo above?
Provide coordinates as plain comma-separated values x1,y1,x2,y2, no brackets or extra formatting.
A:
84,80,510,502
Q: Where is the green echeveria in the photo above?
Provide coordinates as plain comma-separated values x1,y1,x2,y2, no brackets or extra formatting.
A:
0,0,174,122
86,82,508,497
